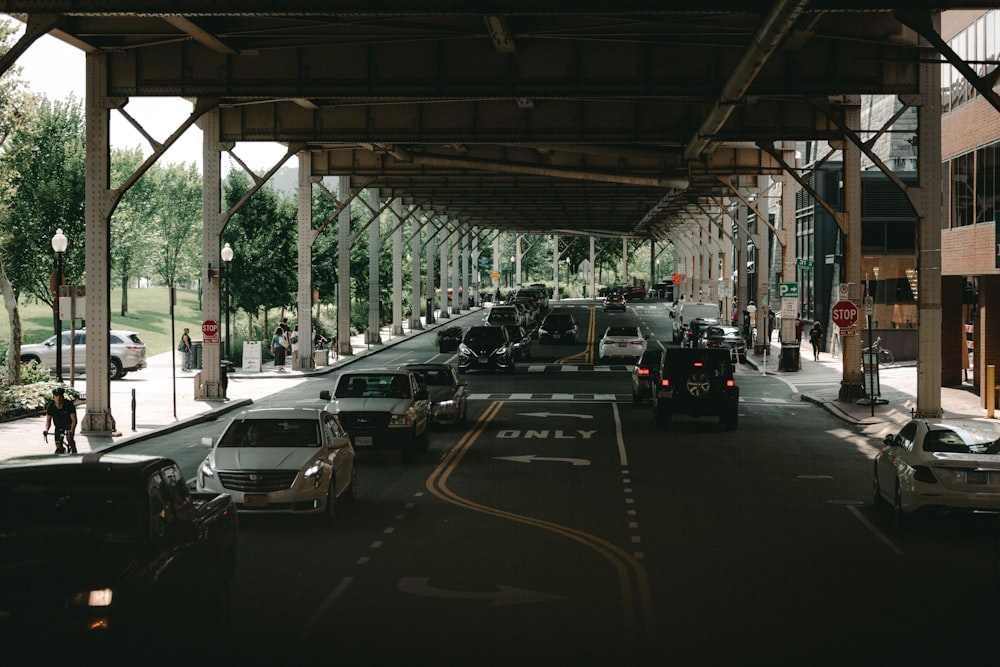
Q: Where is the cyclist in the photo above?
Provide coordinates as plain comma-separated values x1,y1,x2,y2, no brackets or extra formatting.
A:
43,386,78,454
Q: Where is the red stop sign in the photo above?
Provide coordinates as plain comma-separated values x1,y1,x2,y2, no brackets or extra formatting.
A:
202,319,219,337
831,300,858,328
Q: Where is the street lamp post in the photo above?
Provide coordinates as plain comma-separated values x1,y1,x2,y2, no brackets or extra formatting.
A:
51,229,68,383
221,242,234,362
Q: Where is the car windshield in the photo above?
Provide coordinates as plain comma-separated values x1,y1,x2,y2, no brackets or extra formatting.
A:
0,477,142,544
334,374,412,399
219,418,322,448
408,368,452,386
922,427,1000,454
465,329,505,347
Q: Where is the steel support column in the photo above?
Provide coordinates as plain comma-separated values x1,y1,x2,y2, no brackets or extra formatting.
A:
839,111,866,398
337,176,353,356
438,220,450,320
81,52,115,433
367,189,382,345
392,198,405,335
409,207,424,330
196,107,224,398
295,150,315,370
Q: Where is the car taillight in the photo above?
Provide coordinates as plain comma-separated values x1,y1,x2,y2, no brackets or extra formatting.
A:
631,339,643,346
126,345,143,352
913,466,937,484
693,362,704,367
660,378,670,388
725,379,735,388
637,368,649,376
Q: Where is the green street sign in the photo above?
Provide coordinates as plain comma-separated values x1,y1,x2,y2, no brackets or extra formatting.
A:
779,282,799,298
796,258,815,269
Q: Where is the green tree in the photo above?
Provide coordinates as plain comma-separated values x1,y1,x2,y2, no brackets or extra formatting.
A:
223,169,296,333
148,160,202,289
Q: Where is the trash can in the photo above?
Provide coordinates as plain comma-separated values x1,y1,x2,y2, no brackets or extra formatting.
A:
191,340,203,370
779,342,800,372
426,298,436,324
219,360,232,396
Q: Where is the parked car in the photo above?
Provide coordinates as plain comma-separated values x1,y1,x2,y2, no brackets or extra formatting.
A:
485,305,521,327
320,369,431,460
699,325,747,363
502,324,533,360
632,349,664,405
513,288,547,313
622,286,646,301
527,284,551,310
18,329,147,380
509,300,533,327
197,407,356,518
458,325,516,373
604,293,626,312
598,325,647,362
0,453,237,649
683,317,722,348
654,348,739,430
873,419,1000,524
403,363,469,425
538,311,578,344
512,297,539,325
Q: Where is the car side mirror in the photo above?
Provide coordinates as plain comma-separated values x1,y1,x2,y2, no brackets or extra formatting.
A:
319,389,332,400
884,434,896,447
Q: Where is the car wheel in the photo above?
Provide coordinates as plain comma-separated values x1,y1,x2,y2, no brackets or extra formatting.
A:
685,372,712,398
893,481,907,528
343,467,357,502
721,409,738,431
109,358,124,380
325,480,338,521
19,355,41,365
872,462,884,507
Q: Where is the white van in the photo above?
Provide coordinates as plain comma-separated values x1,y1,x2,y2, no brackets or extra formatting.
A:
671,302,721,342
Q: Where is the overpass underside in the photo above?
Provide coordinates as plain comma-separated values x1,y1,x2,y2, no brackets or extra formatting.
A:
0,2,992,430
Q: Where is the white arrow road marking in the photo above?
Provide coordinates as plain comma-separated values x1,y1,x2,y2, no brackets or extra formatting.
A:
494,455,591,466
398,577,564,607
518,412,594,419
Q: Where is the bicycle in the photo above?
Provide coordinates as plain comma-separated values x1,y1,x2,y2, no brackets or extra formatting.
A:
861,336,894,368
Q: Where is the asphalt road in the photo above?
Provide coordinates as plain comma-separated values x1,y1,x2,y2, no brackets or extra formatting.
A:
118,301,999,665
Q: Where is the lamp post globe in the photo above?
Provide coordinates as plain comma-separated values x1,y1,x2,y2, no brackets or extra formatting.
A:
51,229,68,383
220,242,234,362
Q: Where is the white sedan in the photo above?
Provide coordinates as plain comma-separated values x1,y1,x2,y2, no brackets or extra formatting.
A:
873,419,1000,524
197,407,356,519
598,325,647,362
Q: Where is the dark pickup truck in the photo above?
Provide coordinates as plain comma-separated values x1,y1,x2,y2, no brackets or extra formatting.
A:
0,453,238,655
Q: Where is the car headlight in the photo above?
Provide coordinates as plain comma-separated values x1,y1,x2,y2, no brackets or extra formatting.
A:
199,457,216,479
389,413,414,426
539,327,549,335
458,344,473,356
303,460,323,479
72,588,113,607
494,346,509,356
438,399,455,409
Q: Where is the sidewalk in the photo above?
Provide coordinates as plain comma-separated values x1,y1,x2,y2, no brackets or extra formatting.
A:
1,308,485,459
745,337,994,440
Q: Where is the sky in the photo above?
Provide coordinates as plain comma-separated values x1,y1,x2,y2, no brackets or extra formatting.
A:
11,27,288,172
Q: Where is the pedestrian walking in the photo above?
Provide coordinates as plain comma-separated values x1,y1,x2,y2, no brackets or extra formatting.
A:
178,327,193,371
271,326,289,371
809,320,825,360
43,386,77,454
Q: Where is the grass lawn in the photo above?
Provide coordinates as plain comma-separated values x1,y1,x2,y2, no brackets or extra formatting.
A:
4,287,209,356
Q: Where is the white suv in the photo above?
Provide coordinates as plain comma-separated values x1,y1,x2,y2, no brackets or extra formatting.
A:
18,329,147,380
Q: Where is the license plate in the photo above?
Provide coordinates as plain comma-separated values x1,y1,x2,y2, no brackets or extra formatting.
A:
967,470,989,485
478,358,488,364
355,436,373,447
243,494,269,507
617,342,627,347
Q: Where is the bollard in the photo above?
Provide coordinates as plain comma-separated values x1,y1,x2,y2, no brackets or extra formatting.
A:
988,365,996,419
131,388,136,432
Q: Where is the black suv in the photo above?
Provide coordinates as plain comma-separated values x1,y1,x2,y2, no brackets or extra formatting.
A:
653,348,739,430
538,312,578,344
458,325,516,372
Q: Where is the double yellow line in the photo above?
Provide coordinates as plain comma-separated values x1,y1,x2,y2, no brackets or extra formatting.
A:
426,400,657,651
555,307,597,365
